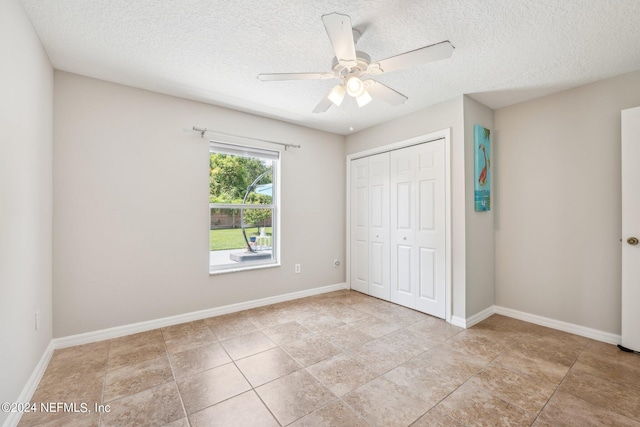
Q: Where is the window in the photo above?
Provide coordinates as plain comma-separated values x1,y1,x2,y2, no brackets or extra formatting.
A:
209,141,279,273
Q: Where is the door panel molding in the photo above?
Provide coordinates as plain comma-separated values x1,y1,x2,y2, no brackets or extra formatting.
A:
346,129,452,322
621,106,640,352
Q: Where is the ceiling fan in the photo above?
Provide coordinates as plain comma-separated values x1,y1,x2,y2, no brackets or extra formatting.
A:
257,12,455,113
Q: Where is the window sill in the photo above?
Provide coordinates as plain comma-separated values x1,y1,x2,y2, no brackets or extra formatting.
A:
209,262,280,276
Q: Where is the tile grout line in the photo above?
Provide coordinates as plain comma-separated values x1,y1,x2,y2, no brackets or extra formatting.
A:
298,354,370,426
266,318,371,425
41,293,441,426
528,336,632,426
38,291,622,426
528,337,591,426
162,334,192,427
241,298,377,425
230,350,284,426
97,340,111,427
331,299,456,424
291,315,454,426
463,326,593,426
210,322,285,426
404,334,489,424
404,327,526,424
246,322,325,427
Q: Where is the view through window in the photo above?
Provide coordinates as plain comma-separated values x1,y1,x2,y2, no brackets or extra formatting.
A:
209,142,279,272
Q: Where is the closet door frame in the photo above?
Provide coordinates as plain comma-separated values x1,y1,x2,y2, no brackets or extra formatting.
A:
346,128,452,323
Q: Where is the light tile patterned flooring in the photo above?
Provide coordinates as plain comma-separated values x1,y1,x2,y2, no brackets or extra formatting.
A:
19,290,640,426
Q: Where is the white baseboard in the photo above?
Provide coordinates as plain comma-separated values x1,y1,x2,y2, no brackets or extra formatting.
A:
2,341,55,427
450,316,466,328
450,305,620,346
53,282,348,349
465,306,496,328
451,306,495,328
11,286,621,427
4,283,345,427
494,306,621,345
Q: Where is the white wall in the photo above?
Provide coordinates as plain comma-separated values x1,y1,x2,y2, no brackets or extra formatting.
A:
494,70,640,334
53,72,345,337
345,96,471,320
0,0,53,424
463,96,495,317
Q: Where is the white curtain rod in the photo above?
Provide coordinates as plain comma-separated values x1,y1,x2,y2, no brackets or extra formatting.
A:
192,126,301,150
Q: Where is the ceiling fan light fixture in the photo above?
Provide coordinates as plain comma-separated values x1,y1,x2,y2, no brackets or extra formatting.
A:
356,90,373,107
258,13,453,113
346,76,365,97
328,84,346,106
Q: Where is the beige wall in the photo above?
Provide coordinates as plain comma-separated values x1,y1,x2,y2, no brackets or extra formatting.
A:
345,96,473,320
5,12,634,412
0,0,53,423
463,96,495,317
494,70,640,334
53,72,345,337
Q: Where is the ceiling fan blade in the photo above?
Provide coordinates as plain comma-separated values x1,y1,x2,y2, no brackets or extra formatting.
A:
373,41,454,74
258,72,332,81
322,13,357,64
312,93,334,114
367,81,408,106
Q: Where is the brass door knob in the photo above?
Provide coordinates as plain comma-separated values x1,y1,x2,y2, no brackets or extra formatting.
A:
627,237,639,246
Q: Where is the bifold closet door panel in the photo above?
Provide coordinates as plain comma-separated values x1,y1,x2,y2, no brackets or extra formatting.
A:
350,157,369,294
390,140,446,318
390,146,418,309
368,152,390,300
414,139,446,318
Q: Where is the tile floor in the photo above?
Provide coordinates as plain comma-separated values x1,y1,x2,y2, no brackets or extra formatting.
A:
18,290,640,426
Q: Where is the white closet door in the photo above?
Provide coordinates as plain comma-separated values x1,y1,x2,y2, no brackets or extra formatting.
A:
368,153,390,300
390,140,446,318
390,147,418,308
350,157,369,293
414,139,446,317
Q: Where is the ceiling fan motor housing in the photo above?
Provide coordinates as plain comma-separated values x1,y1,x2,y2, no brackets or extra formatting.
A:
257,13,452,113
332,51,372,78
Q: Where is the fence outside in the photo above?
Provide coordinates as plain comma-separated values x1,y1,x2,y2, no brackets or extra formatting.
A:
210,211,272,229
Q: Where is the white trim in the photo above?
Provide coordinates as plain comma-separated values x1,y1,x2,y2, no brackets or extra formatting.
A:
210,262,280,276
8,288,621,427
209,141,279,160
452,305,621,345
5,282,348,427
494,306,621,345
347,131,449,160
345,128,453,323
443,129,452,324
208,139,282,275
53,282,348,349
450,315,466,328
465,305,495,328
3,341,55,427
451,305,622,344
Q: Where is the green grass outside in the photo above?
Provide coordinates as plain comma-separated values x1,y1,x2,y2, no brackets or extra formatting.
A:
210,227,272,251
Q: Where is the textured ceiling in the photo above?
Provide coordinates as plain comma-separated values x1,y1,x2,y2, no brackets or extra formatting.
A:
20,0,640,135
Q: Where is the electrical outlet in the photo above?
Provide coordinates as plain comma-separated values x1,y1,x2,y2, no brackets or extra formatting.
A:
295,263,301,274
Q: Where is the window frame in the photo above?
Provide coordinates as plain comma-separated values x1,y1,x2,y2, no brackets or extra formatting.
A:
208,140,281,274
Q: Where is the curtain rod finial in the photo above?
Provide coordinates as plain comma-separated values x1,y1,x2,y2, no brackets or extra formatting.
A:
192,126,207,138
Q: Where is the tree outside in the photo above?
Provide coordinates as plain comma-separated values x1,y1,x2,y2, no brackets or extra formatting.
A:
209,153,273,250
